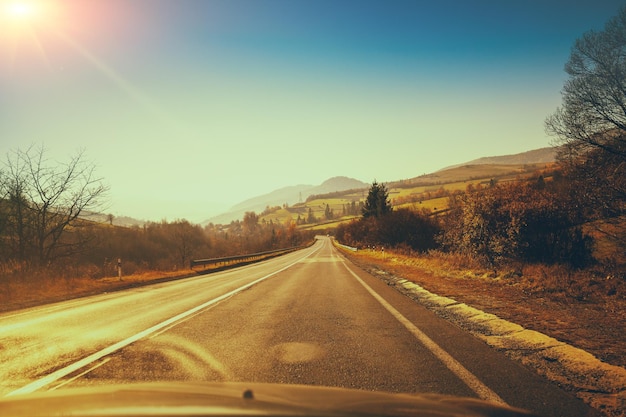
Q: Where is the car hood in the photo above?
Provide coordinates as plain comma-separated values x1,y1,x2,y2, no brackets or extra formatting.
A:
0,381,537,417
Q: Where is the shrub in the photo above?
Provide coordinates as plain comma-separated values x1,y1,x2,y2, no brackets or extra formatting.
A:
335,208,440,252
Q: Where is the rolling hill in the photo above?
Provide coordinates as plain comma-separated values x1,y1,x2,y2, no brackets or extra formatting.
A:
205,147,557,226
440,147,556,169
205,176,368,225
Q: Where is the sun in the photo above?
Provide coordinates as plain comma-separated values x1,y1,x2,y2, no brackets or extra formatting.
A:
0,0,56,69
1,0,61,33
0,1,42,40
6,2,36,17
2,1,41,22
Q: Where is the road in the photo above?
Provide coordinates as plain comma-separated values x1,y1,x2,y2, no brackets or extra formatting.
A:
0,237,597,416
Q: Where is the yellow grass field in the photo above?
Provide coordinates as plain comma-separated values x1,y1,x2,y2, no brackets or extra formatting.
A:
258,163,553,229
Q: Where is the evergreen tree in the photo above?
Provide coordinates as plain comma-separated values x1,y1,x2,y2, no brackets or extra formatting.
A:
324,203,334,220
362,181,391,218
307,207,316,224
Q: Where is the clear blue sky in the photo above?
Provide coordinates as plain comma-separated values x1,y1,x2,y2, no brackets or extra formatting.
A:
1,0,624,222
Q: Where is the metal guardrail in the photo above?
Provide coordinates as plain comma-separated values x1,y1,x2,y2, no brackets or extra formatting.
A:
190,244,308,270
334,242,357,252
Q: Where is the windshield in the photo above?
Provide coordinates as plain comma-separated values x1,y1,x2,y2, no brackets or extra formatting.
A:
1,2,625,417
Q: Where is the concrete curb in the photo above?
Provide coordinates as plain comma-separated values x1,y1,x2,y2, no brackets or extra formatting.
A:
378,272,626,417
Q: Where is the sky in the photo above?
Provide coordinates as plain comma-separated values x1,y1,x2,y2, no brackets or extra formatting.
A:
1,0,624,223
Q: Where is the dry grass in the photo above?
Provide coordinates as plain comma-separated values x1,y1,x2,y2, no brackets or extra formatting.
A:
0,249,301,314
0,267,197,313
349,247,626,302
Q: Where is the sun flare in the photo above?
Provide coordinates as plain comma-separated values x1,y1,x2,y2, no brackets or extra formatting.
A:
6,2,35,17
1,0,48,36
3,1,40,22
0,0,58,69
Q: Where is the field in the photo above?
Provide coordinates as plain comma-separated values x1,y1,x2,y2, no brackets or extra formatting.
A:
258,163,556,227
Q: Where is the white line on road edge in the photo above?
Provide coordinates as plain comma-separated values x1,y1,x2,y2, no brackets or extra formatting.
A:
341,260,507,406
6,246,320,397
48,358,112,391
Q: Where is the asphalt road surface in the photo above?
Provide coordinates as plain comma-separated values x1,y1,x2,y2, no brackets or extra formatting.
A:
0,237,598,416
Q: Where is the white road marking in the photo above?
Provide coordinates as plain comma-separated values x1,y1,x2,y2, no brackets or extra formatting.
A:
6,246,320,397
48,358,112,391
341,258,507,406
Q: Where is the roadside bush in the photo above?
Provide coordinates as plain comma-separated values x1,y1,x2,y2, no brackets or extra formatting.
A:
335,208,441,252
376,209,441,251
439,182,594,268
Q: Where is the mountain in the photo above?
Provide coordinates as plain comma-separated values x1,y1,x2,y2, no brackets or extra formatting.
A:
205,176,368,225
384,147,558,189
441,147,557,170
310,177,369,196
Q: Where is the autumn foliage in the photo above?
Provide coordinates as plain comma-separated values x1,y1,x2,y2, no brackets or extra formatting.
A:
439,179,594,268
336,208,441,252
337,176,599,271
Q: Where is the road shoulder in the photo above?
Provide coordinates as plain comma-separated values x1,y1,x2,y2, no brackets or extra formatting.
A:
340,249,626,417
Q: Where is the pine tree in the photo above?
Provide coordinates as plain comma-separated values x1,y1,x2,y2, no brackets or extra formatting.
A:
362,181,392,218
307,207,316,224
324,203,333,220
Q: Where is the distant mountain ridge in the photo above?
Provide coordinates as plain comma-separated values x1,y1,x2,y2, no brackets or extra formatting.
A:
205,176,368,225
441,147,556,170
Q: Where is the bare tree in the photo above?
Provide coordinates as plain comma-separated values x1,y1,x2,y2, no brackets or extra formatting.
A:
1,146,108,265
545,5,626,233
170,220,204,269
545,6,626,159
1,150,33,261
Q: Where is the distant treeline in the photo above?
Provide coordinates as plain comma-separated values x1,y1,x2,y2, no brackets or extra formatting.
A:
86,214,313,276
305,187,366,202
1,212,313,280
